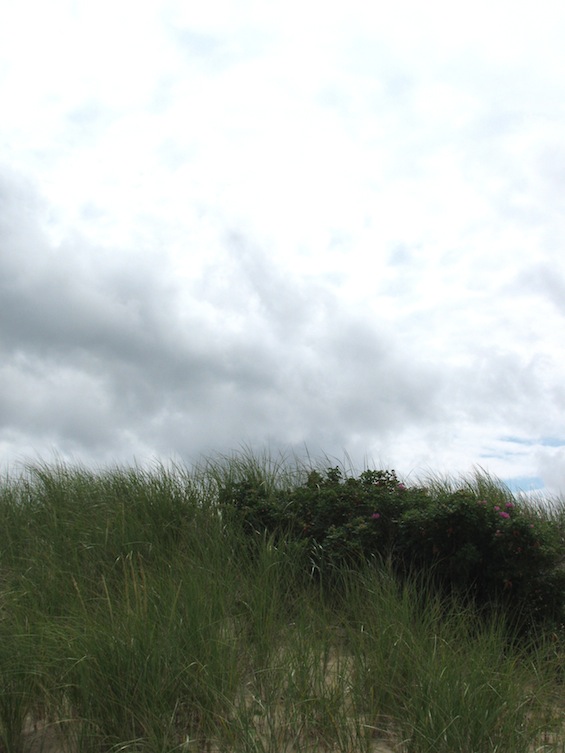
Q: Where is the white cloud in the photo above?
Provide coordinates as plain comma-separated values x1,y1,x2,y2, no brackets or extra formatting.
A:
1,0,565,497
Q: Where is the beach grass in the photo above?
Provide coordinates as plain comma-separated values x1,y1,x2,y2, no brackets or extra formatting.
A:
0,452,563,752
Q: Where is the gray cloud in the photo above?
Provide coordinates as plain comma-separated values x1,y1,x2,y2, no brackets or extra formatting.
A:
0,171,445,467
2,1,565,496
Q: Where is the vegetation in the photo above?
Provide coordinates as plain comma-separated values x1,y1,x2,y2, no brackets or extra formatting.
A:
0,451,564,752
219,464,565,636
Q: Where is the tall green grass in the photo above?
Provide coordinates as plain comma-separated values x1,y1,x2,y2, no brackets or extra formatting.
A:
0,453,563,752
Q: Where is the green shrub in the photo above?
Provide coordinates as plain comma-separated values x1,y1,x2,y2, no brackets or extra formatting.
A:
396,491,565,632
218,467,565,634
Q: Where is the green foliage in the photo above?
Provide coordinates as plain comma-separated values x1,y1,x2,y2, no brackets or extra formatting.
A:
0,454,564,752
218,465,565,634
397,490,565,632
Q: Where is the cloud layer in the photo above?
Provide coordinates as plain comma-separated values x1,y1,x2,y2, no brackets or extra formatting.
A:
2,0,565,494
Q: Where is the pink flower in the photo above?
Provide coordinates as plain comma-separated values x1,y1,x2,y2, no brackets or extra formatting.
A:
397,483,407,491
505,502,514,509
494,505,501,511
371,512,381,519
499,512,510,519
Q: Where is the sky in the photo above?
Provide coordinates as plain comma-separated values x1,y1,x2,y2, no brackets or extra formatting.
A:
1,0,565,496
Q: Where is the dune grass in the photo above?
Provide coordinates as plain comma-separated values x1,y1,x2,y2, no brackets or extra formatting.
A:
0,452,563,752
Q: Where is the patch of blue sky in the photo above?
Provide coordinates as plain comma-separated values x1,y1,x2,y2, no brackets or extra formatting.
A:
500,436,565,447
502,476,545,493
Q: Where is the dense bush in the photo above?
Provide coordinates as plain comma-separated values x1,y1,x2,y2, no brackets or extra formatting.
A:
218,467,565,634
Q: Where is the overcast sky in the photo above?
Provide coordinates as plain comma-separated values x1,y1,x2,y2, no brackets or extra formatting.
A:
2,0,565,495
